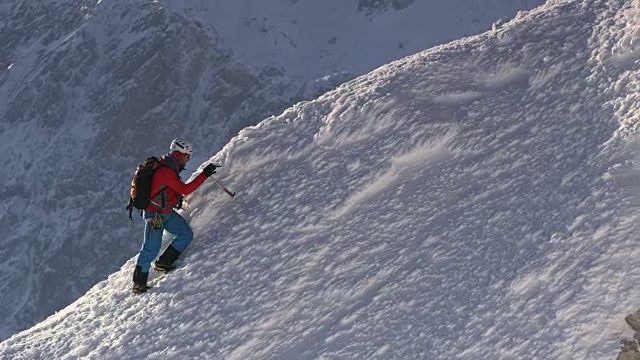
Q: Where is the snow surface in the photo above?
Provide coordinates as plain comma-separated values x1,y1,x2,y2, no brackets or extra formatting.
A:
0,0,545,342
4,0,640,358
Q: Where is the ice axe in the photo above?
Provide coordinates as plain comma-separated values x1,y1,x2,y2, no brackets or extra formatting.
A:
212,176,235,198
206,164,235,197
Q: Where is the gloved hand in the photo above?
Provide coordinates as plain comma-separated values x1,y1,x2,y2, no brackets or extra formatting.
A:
202,163,217,177
175,196,184,210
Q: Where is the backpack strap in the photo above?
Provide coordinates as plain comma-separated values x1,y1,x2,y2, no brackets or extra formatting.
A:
148,185,168,210
126,200,143,221
143,154,182,212
160,154,181,174
126,201,134,220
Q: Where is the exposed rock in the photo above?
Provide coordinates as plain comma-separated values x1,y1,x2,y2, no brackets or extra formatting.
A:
618,339,640,360
358,0,416,13
618,311,640,360
627,311,640,332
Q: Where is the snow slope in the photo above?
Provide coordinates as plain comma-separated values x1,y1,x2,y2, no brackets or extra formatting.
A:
0,0,544,341
3,0,640,359
0,0,303,341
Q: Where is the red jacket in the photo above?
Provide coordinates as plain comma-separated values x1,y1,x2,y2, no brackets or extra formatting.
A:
145,155,207,213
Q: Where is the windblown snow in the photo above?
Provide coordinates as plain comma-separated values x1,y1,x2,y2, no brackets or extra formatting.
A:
4,0,640,359
0,0,545,341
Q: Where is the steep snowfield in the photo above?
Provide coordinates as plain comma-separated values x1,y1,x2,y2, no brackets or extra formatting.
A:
0,0,303,341
0,0,544,341
2,0,640,358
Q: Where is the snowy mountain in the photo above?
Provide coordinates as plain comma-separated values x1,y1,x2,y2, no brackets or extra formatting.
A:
0,0,544,341
0,0,302,341
3,0,640,359
189,0,546,80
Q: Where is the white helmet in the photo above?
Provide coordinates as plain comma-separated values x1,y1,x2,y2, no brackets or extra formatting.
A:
169,139,193,155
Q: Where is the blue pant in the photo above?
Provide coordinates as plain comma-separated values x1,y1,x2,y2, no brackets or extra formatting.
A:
136,210,193,272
